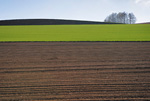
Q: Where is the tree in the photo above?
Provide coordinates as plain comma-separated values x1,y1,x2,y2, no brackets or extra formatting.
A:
104,12,136,24
128,13,137,24
104,13,117,23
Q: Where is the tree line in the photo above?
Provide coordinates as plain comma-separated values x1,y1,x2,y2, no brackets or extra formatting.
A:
104,12,136,24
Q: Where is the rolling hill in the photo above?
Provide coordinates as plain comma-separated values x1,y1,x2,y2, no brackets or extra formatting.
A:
0,19,119,25
0,24,150,41
138,22,150,24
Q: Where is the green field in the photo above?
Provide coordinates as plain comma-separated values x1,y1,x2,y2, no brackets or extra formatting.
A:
0,24,150,41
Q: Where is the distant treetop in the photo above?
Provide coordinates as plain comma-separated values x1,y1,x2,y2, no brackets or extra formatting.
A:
104,12,137,24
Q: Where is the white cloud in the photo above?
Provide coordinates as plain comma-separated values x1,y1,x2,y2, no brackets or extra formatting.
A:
135,0,150,6
135,0,141,3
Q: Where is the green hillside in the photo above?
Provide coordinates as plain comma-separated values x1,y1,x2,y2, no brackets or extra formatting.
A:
0,24,150,41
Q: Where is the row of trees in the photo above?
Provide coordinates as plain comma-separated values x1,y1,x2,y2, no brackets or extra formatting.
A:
104,12,136,24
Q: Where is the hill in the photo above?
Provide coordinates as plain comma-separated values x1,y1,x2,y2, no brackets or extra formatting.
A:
138,22,150,24
0,19,119,25
0,24,150,41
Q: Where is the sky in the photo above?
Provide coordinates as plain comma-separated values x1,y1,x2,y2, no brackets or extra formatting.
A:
0,0,150,23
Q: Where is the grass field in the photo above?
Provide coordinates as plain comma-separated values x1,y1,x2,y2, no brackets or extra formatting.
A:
0,24,150,41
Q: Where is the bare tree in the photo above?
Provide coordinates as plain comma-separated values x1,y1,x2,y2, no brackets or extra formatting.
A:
104,13,117,23
104,12,136,24
128,13,137,24
117,12,124,23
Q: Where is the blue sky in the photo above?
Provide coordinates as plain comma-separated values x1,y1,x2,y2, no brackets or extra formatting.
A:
0,0,150,23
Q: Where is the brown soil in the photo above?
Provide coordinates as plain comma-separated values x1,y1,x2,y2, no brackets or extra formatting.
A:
0,42,150,101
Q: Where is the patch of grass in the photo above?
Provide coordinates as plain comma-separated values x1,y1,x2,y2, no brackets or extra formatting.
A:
0,24,150,41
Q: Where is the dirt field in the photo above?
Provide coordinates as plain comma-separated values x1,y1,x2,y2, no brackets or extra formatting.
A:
0,42,150,101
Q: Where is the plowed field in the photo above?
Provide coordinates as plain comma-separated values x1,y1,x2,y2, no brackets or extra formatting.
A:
0,42,150,100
